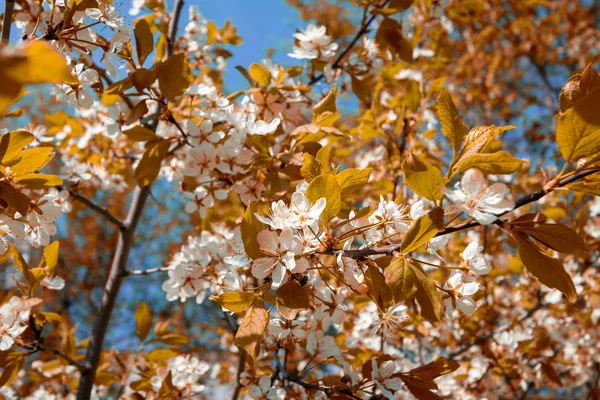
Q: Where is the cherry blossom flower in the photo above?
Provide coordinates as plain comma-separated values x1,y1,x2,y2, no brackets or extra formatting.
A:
336,240,364,289
288,24,338,60
371,359,404,399
41,276,66,291
256,192,326,230
0,297,31,351
26,194,62,248
251,228,308,288
268,318,308,340
444,272,481,318
443,169,515,225
60,64,99,108
317,287,350,330
0,215,26,254
182,142,217,178
461,241,492,275
370,303,409,340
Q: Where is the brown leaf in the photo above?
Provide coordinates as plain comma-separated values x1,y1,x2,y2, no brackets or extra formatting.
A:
235,299,269,365
276,282,310,320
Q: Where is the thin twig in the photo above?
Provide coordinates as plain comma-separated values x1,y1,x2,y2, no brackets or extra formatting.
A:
38,344,87,372
307,0,390,86
2,0,15,43
58,185,126,230
167,0,184,57
320,168,600,257
123,267,172,276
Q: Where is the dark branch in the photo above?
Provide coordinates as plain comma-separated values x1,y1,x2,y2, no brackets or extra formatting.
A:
307,0,390,86
58,185,126,230
322,168,600,257
2,0,15,43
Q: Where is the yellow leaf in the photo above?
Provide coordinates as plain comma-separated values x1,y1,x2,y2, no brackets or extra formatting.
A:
134,140,171,187
38,312,63,324
436,88,468,152
313,87,337,121
300,153,322,183
275,282,311,320
38,241,60,276
22,42,75,85
335,168,371,196
134,18,154,66
567,171,600,196
452,126,514,175
401,208,444,254
556,87,600,162
135,302,153,342
234,299,269,365
559,63,600,113
248,63,272,86
316,145,332,174
158,53,192,101
144,348,178,363
453,151,524,175
14,174,63,189
402,152,445,202
210,291,256,313
306,174,341,222
7,147,54,175
515,234,577,303
384,256,417,303
122,126,158,141
156,333,189,346
242,203,267,260
0,130,34,164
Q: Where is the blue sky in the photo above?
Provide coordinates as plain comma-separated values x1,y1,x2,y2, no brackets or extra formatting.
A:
170,0,304,90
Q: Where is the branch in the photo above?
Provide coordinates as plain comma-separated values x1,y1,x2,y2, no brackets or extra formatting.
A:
2,0,15,43
447,301,544,360
123,266,172,276
307,0,390,86
58,185,126,230
167,0,184,57
37,344,87,372
322,168,600,257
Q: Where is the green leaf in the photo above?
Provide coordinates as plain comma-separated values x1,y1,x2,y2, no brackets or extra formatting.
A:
402,152,445,202
401,208,444,254
306,174,341,222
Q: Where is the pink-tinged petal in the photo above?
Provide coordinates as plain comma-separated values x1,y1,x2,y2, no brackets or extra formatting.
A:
470,255,492,275
444,298,455,318
257,230,279,253
291,257,309,274
278,228,295,251
251,257,275,279
461,169,487,199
